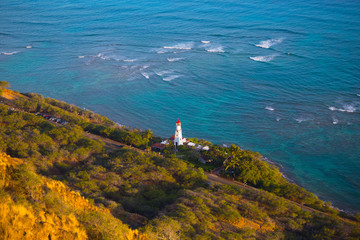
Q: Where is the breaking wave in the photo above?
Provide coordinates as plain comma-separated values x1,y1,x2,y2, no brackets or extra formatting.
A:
250,55,276,62
206,46,225,53
96,53,109,60
155,70,172,77
167,58,183,62
201,40,211,44
163,42,194,50
295,117,310,123
255,38,283,49
328,105,356,113
332,117,339,125
163,75,180,82
265,106,275,111
1,51,18,55
123,59,136,62
141,72,150,79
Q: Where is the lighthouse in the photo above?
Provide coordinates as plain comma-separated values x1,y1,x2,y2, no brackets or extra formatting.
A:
174,118,184,146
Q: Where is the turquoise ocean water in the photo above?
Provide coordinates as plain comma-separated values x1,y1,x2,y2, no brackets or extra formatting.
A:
1,0,359,212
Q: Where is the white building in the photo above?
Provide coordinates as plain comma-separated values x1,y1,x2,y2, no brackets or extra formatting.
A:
174,118,184,146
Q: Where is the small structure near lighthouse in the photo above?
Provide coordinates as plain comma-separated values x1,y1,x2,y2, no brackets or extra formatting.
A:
174,118,184,146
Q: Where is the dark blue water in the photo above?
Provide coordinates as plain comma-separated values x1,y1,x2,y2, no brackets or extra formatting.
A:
1,0,360,212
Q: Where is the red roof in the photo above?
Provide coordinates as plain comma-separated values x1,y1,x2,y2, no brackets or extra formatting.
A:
176,118,181,124
169,135,175,141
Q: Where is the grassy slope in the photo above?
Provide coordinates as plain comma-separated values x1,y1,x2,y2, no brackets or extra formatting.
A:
1,88,360,240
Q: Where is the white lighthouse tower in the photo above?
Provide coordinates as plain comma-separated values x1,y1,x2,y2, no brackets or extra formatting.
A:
174,118,184,146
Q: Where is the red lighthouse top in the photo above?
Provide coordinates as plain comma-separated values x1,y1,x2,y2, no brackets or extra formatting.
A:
176,118,181,124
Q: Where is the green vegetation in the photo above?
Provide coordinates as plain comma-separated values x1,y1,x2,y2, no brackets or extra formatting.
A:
1,87,360,239
199,144,336,213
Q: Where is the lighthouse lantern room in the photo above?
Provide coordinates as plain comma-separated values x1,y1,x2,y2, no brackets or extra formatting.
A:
174,118,184,146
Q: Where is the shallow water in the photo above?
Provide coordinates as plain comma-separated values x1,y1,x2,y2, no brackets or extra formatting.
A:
1,0,359,211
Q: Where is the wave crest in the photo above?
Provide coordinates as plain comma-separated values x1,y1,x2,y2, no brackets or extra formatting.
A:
332,117,339,125
250,55,276,62
206,46,225,53
255,38,283,49
163,42,193,50
167,58,183,62
328,105,356,113
265,106,275,111
295,117,310,123
163,75,180,82
1,51,19,55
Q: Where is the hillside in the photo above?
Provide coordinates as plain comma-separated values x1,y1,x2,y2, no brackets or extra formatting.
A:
1,83,360,239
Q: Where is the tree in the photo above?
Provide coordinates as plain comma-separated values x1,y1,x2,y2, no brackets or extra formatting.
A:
0,81,10,88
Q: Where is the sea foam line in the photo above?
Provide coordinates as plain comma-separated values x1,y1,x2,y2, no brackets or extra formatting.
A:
295,117,311,123
167,58,183,62
255,38,283,49
265,106,275,111
250,55,277,62
155,70,172,76
1,51,18,55
123,59,136,62
163,75,180,82
163,42,194,50
141,72,150,79
328,105,356,113
332,117,339,125
206,46,225,53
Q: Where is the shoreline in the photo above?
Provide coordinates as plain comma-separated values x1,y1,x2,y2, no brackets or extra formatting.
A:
79,104,355,214
2,90,355,214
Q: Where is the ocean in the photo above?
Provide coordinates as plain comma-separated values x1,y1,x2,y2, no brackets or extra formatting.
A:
1,0,359,212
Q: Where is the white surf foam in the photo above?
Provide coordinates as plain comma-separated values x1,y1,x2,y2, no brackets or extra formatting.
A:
265,106,275,111
141,72,150,79
163,75,180,82
155,70,172,76
78,56,85,59
328,105,356,113
255,38,283,49
163,42,194,50
250,55,276,62
295,117,310,123
201,40,211,44
167,58,183,62
96,53,109,60
123,59,136,62
332,117,339,125
276,117,281,122
1,51,18,55
206,46,225,53
357,94,360,97
26,46,32,49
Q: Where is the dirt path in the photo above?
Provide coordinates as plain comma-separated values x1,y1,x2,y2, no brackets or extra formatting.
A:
2,96,357,226
84,132,359,226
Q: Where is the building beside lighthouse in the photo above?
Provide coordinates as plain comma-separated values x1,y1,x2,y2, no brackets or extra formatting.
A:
174,118,184,146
